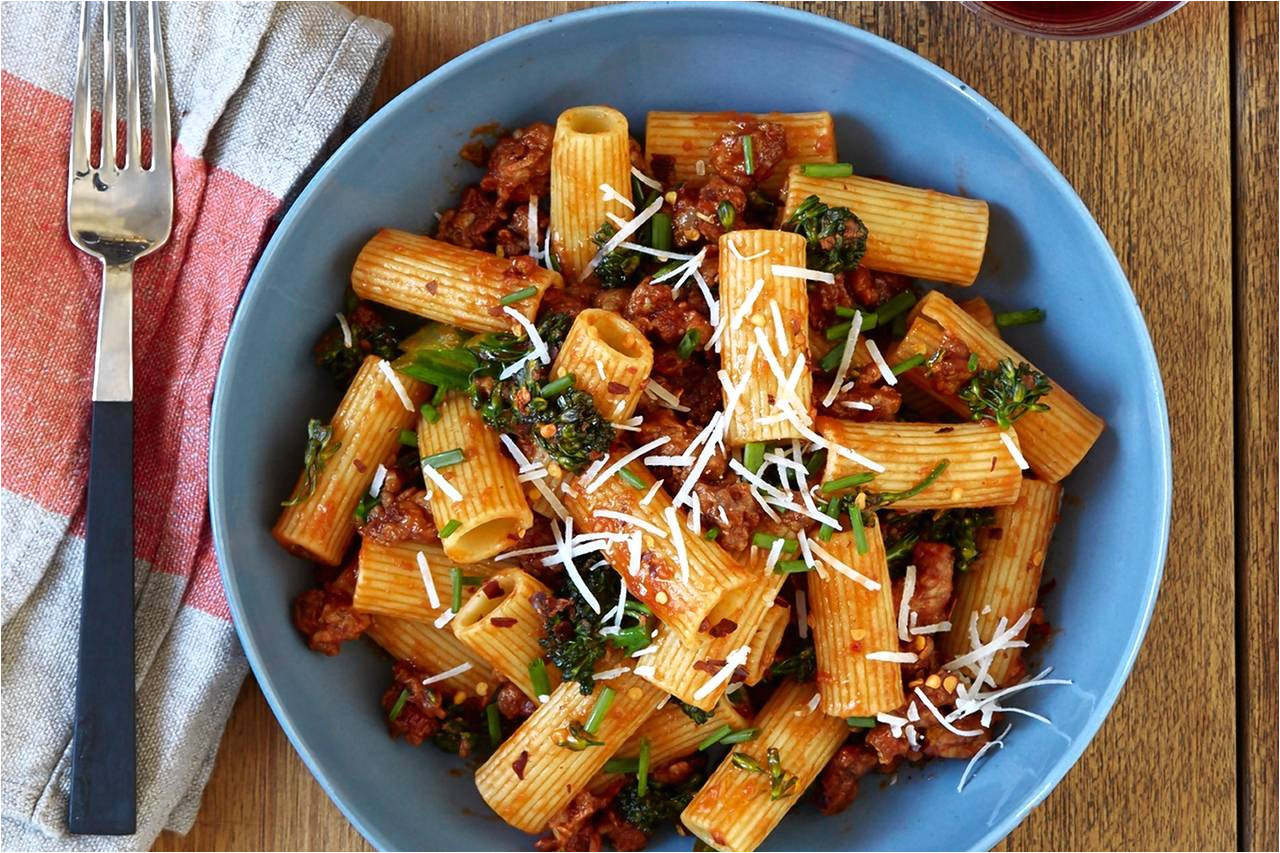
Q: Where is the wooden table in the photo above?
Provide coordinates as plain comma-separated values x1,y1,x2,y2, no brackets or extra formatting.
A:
156,3,1277,850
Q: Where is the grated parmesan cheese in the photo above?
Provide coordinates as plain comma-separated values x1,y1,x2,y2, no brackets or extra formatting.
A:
421,661,472,685
377,360,415,411
369,464,388,497
1000,430,1029,470
770,263,835,284
335,312,353,348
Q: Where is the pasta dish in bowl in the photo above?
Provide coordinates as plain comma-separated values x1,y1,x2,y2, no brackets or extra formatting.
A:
208,4,1170,851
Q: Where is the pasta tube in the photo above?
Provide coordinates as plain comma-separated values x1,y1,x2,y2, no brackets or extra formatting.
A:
817,418,1024,509
744,597,790,685
550,308,653,421
353,539,498,622
474,669,663,833
681,679,848,852
890,291,1105,482
417,393,533,563
781,167,989,285
365,614,494,696
451,568,560,700
718,229,812,445
809,525,903,717
645,111,837,192
351,229,558,333
943,478,1062,686
273,356,426,565
561,463,752,648
550,105,633,282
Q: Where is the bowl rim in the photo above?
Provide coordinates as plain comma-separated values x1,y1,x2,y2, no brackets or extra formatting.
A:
208,3,1173,850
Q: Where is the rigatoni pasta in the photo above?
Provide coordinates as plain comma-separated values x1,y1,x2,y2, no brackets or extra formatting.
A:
645,111,836,191
782,166,989,285
943,478,1062,686
351,229,558,333
273,356,426,565
718,229,812,445
550,106,634,282
561,462,752,648
417,393,533,563
816,418,1024,509
890,290,1105,482
353,539,498,622
808,525,903,717
451,568,560,700
550,308,653,421
474,669,663,833
365,614,495,695
681,679,849,852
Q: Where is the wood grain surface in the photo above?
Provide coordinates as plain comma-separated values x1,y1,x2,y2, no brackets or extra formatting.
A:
155,3,1274,850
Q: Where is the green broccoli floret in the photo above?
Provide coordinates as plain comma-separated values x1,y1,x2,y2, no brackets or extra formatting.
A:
782,195,868,274
539,562,622,694
313,300,400,386
615,775,703,833
767,644,815,683
958,358,1052,430
883,508,996,574
676,701,712,726
591,222,642,288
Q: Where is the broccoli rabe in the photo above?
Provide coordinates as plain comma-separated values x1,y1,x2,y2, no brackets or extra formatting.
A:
782,194,868,274
615,774,703,833
590,222,643,288
958,358,1052,430
313,300,400,386
883,508,996,574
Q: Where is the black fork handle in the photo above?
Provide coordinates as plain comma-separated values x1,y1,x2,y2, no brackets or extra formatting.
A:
68,400,136,835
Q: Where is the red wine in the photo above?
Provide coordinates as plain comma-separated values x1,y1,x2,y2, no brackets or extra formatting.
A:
964,1,1184,38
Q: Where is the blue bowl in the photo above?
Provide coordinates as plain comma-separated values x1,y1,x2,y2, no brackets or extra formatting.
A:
209,3,1171,850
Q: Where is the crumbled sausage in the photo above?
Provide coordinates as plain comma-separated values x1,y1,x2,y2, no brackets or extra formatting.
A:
480,122,553,205
436,186,503,250
815,743,878,815
292,564,372,655
708,120,788,187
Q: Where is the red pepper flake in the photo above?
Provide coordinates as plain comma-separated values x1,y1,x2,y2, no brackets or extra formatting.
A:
990,455,998,471
708,618,737,638
352,458,367,473
482,579,505,599
607,381,629,394
490,616,518,628
729,665,749,684
693,659,727,674
773,595,790,608
935,426,954,434
512,749,529,780
423,279,440,294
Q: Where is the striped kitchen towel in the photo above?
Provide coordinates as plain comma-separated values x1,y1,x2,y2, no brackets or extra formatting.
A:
0,2,392,849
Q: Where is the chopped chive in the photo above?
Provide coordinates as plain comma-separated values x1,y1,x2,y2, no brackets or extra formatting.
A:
892,314,908,337
892,354,926,375
716,200,736,229
876,290,917,324
805,450,827,476
584,686,616,735
539,373,574,397
861,312,880,332
677,328,702,360
824,321,852,342
850,507,869,555
801,162,854,178
549,251,561,272
742,135,755,176
731,752,764,773
834,305,858,319
967,352,979,372
636,738,652,796
752,532,799,554
450,567,463,613
651,212,672,252
704,527,720,541
995,308,1046,327
422,448,465,469
832,307,879,331
609,624,652,653
500,285,539,306
720,727,759,745
624,600,653,617
820,344,844,372
820,472,875,494
774,559,814,575
529,658,551,698
398,428,418,447
459,573,487,585
388,687,409,722
604,757,640,774
354,493,378,523
618,466,647,490
874,459,949,506
431,384,448,406
486,701,502,745
440,518,461,538
419,402,441,423
817,497,840,542
743,442,766,474
697,724,733,751
846,715,877,728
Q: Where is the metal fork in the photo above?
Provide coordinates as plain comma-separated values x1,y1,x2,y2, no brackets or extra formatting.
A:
66,0,171,835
